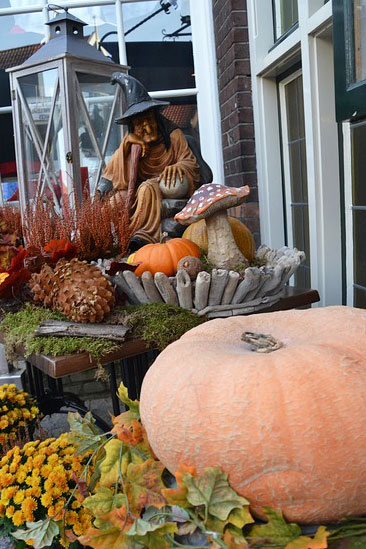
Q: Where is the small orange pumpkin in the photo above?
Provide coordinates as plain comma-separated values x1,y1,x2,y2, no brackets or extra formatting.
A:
183,216,255,262
140,306,366,524
132,237,200,277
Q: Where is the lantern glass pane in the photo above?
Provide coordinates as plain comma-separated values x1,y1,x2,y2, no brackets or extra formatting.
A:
77,72,116,150
76,72,122,195
104,94,123,166
19,69,58,148
41,89,66,206
21,110,41,201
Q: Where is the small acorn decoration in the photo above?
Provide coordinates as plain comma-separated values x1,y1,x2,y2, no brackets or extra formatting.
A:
177,256,204,281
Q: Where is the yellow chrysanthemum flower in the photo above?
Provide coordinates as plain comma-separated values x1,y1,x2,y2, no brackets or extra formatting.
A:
41,492,53,507
13,489,25,504
66,509,78,523
5,505,15,518
22,497,37,521
12,510,25,526
25,539,34,546
16,471,27,484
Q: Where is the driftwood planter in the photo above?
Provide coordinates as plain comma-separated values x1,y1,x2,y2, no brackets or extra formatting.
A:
110,245,305,318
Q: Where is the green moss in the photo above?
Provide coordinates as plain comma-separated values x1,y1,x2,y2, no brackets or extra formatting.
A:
1,304,118,361
124,302,206,350
200,252,265,275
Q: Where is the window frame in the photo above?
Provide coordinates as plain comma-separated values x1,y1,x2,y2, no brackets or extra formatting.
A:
333,0,366,121
278,68,311,288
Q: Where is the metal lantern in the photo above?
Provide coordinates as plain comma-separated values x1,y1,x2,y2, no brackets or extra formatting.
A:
7,11,127,210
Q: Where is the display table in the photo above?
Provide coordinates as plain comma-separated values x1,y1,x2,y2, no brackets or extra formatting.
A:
22,287,320,431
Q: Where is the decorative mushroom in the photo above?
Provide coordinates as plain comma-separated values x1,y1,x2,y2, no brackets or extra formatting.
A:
175,183,250,270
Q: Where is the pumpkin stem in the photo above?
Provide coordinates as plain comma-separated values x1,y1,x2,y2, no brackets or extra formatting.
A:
242,331,283,353
160,232,169,244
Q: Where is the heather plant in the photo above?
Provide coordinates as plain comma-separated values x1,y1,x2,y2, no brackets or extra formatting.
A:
23,192,135,261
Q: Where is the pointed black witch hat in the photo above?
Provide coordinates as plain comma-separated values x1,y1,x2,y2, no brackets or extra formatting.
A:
111,73,169,124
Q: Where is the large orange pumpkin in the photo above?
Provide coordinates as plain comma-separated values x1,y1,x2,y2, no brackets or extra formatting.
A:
132,237,200,277
183,216,255,262
140,306,366,524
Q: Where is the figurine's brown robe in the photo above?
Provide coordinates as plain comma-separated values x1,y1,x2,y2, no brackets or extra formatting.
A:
103,128,201,243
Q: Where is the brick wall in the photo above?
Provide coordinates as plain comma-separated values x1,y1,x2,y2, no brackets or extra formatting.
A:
212,0,260,246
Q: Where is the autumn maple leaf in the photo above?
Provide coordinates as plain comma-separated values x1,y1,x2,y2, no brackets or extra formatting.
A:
0,247,31,299
44,239,77,262
125,458,166,516
111,413,144,445
162,463,197,508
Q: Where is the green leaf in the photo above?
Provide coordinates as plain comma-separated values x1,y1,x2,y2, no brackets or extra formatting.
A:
117,383,140,416
285,526,329,548
79,527,145,549
228,506,254,529
83,487,127,517
12,519,59,549
127,518,173,536
135,522,178,549
249,508,301,548
183,467,249,521
68,411,102,454
99,439,124,487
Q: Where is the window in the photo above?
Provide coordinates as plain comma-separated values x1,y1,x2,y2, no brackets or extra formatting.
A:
279,72,311,288
273,0,298,41
333,0,366,120
350,121,366,307
353,0,366,82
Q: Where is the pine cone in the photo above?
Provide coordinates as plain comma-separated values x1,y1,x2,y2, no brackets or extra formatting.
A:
29,258,114,323
29,264,58,308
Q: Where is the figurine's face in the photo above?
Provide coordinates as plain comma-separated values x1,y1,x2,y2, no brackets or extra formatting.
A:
132,110,158,144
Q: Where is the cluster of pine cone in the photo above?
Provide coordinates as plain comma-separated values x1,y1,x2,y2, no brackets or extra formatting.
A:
29,258,114,323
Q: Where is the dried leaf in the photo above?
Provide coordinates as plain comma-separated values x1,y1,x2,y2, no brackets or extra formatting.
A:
135,522,178,549
223,529,249,548
0,240,17,270
112,414,144,445
68,411,102,455
99,439,123,487
44,238,78,262
105,261,141,276
285,526,329,549
162,463,197,508
83,487,126,518
117,382,140,415
183,467,249,521
0,246,31,298
125,458,166,516
127,518,175,536
79,527,144,549
248,508,302,548
12,519,59,549
72,472,89,499
228,506,254,529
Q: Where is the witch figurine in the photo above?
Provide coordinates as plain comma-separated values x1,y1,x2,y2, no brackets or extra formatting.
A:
97,73,204,251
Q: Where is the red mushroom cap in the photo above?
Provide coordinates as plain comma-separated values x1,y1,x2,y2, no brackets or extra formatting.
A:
175,184,250,225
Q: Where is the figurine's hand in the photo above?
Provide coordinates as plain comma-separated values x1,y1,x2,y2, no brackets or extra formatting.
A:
123,133,147,157
159,165,184,188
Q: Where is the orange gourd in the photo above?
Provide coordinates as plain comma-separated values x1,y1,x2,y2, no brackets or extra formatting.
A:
132,237,200,277
140,306,366,524
183,216,255,262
